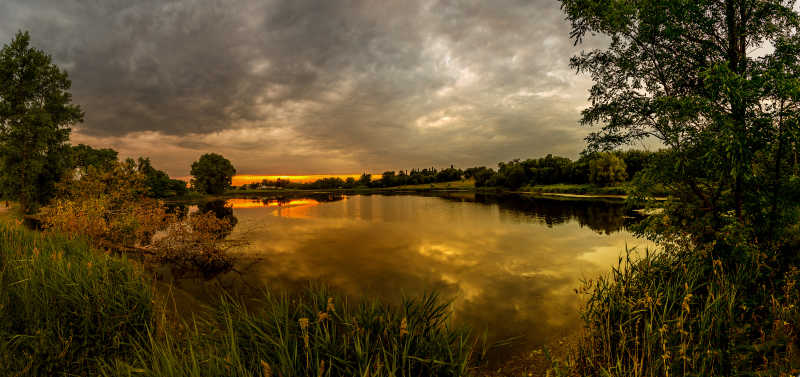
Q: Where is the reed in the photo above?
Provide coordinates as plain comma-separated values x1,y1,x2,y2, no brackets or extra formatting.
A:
0,220,153,376
556,246,800,376
104,286,481,377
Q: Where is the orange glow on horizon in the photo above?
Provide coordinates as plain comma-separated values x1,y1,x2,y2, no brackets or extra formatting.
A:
232,174,362,186
226,198,320,209
173,174,373,186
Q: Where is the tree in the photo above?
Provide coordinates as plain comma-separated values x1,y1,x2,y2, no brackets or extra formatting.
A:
358,173,371,187
589,152,627,186
190,153,236,195
137,157,173,198
615,149,653,180
168,179,188,196
561,2,800,374
471,167,496,187
561,0,800,246
71,144,118,172
0,31,83,213
380,171,396,187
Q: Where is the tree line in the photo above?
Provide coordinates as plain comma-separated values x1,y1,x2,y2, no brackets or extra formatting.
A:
235,151,654,191
467,150,652,189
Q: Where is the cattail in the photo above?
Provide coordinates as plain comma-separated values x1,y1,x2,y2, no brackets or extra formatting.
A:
299,317,310,350
318,360,326,376
318,311,329,322
326,297,335,313
260,360,272,377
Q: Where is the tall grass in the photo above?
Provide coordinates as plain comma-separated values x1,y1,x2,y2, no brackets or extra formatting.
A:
105,287,480,377
0,220,153,376
557,246,800,376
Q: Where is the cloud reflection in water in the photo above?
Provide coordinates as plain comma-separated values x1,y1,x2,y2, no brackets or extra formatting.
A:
223,194,652,363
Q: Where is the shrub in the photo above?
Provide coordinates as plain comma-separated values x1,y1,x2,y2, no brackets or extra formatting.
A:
41,160,171,249
152,211,234,277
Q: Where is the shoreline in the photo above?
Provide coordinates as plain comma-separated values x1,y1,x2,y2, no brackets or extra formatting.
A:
171,184,667,203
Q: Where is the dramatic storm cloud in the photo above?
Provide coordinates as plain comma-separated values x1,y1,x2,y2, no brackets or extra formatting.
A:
0,0,605,176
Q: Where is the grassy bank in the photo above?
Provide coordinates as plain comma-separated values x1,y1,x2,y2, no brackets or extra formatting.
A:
0,218,483,376
0,220,153,375
554,245,800,376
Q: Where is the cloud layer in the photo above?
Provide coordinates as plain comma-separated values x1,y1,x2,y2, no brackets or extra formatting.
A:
0,0,601,176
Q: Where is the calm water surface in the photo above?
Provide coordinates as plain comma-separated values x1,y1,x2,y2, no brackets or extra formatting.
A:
190,193,651,363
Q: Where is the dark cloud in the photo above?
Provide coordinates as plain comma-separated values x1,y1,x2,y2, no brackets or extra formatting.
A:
0,0,603,176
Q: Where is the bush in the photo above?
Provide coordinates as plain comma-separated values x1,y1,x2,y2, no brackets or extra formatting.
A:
0,221,153,376
41,160,171,249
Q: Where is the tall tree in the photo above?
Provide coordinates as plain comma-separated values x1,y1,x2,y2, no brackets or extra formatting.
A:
71,144,118,172
561,0,800,248
190,153,236,195
0,31,83,213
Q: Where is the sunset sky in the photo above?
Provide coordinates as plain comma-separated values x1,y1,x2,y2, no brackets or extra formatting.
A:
0,0,614,178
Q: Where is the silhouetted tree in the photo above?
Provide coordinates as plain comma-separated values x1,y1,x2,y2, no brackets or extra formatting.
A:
190,153,236,195
358,173,371,187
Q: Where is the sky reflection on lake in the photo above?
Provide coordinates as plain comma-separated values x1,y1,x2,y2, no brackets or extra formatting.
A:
217,194,652,363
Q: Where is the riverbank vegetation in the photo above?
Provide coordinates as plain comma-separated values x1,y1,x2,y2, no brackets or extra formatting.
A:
0,217,480,376
548,0,800,375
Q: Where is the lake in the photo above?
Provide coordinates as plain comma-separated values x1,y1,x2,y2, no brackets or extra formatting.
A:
180,193,651,365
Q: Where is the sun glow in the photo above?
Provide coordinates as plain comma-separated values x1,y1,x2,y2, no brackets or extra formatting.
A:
231,174,362,186
226,198,320,209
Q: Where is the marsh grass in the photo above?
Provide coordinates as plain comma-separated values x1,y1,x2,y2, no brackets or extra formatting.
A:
105,287,482,377
0,220,153,376
553,246,800,376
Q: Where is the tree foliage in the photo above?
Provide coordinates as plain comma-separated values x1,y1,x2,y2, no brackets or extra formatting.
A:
71,144,118,172
561,0,800,247
42,160,169,248
0,31,83,213
190,153,236,195
589,152,628,186
560,0,800,374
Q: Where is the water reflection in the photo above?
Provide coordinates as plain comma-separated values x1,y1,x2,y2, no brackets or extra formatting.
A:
470,194,635,234
193,194,651,365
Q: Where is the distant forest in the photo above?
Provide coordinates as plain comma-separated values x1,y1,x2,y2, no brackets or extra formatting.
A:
236,150,655,191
